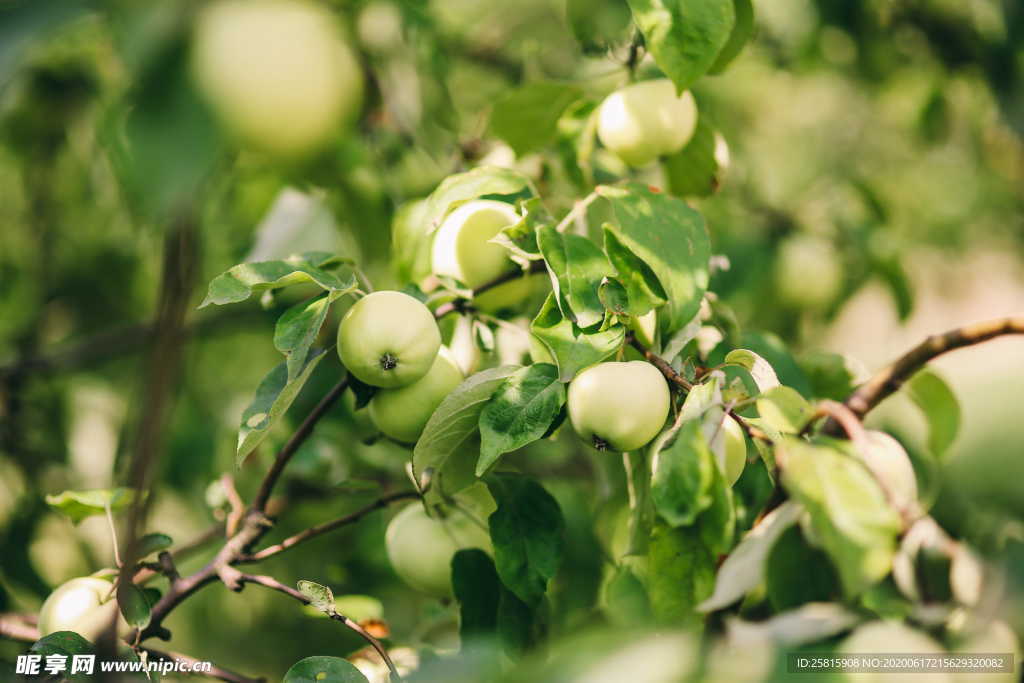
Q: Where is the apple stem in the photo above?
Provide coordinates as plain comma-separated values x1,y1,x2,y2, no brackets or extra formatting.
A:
105,503,123,568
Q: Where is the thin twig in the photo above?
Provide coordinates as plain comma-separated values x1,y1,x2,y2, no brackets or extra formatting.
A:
242,491,420,563
0,612,38,642
112,210,199,660
803,399,868,445
627,334,694,391
433,260,547,319
0,308,261,382
222,473,246,537
841,316,1024,421
105,503,122,568
250,376,351,514
554,191,599,233
236,574,400,680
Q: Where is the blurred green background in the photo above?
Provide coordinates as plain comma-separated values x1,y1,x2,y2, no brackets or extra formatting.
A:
1,0,1022,679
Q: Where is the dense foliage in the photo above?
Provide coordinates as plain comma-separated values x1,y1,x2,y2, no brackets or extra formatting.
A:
1,0,1023,681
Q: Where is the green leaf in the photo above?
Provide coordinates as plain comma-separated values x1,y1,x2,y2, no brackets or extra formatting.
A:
30,631,95,679
906,369,959,456
780,438,902,596
566,0,632,52
117,580,152,630
136,533,173,557
698,461,736,556
597,184,710,334
648,520,716,627
489,82,583,156
799,350,863,401
413,366,520,506
602,224,667,321
489,197,549,270
45,488,135,525
104,38,221,218
766,526,841,610
0,1,90,92
603,566,652,626
497,587,543,658
627,0,736,93
755,386,814,434
274,291,346,381
478,364,566,475
698,501,802,612
424,166,533,232
236,349,328,466
537,226,614,329
662,115,725,198
452,549,501,645
708,0,754,73
200,254,356,308
486,474,565,605
283,656,369,683
650,419,716,527
391,198,433,284
724,348,781,393
30,630,94,658
530,293,625,382
296,580,336,615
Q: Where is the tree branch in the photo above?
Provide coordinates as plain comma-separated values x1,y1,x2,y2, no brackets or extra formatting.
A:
433,260,547,319
0,308,261,382
804,399,868,445
829,316,1024,433
242,491,419,563
236,574,400,680
626,333,694,391
250,376,351,514
0,612,38,642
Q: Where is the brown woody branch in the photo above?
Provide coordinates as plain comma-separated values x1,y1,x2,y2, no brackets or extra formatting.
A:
844,316,1024,418
627,334,694,391
236,574,400,680
803,399,867,444
249,376,351,514
0,612,38,642
626,334,771,446
827,316,1024,435
242,490,420,563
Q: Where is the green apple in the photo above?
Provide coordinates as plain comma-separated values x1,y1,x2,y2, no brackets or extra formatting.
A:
568,361,671,452
192,0,363,158
369,347,464,443
720,417,747,486
630,310,658,349
860,430,918,514
597,79,698,167
338,291,441,388
431,199,520,290
774,234,843,309
38,577,122,642
385,501,492,597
